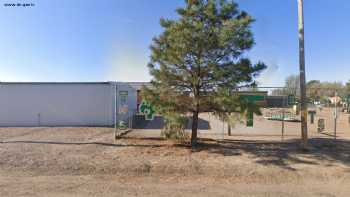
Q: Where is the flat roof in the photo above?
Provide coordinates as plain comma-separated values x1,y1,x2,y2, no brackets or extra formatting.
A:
125,82,152,90
0,82,113,85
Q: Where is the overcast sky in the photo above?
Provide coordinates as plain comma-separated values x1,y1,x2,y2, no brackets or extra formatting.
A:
0,0,349,86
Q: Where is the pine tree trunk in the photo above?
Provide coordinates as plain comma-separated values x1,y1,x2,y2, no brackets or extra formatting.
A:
227,112,232,136
191,110,199,146
191,84,200,146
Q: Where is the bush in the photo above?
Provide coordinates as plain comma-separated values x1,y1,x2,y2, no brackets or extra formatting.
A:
161,113,189,141
118,120,128,130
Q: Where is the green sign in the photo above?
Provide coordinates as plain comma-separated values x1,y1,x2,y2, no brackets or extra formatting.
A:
308,110,316,124
119,91,128,96
239,95,264,127
240,95,265,103
139,100,156,120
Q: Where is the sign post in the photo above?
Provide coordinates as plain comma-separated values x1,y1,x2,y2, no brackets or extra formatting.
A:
347,94,350,113
308,110,316,124
281,96,287,141
115,90,129,140
246,110,254,127
334,92,338,140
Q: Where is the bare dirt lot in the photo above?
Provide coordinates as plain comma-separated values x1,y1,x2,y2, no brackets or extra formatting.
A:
1,108,350,197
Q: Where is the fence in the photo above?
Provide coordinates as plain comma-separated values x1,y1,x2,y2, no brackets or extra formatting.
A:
196,87,350,141
120,86,350,142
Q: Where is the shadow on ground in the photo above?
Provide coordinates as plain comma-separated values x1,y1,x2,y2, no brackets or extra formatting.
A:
2,136,350,171
119,136,350,170
132,115,210,130
190,137,350,170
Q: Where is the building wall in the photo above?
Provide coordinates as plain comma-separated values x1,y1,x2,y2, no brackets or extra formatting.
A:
0,83,116,126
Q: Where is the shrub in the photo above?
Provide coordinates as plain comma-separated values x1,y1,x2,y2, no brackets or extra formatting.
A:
118,120,128,130
161,113,189,142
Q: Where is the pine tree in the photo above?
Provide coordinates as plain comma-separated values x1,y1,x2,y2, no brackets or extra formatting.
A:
144,0,266,146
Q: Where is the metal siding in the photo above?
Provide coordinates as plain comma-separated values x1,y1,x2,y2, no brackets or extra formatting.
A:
0,83,115,126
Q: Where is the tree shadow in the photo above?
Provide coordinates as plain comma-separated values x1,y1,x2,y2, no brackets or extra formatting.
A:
3,136,350,171
320,132,337,138
190,138,350,170
132,115,210,130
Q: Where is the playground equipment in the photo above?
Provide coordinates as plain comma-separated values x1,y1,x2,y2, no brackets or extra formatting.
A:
237,91,268,127
264,110,300,122
238,91,297,125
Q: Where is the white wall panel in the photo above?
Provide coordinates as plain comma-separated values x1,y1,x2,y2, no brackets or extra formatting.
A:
0,83,115,126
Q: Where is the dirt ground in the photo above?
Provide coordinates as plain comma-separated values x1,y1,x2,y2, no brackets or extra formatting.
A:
1,108,350,197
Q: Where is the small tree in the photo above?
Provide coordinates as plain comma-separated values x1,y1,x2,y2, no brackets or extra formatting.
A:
285,75,300,97
161,112,189,141
346,80,350,111
144,0,266,145
307,80,321,103
346,80,350,93
272,74,300,97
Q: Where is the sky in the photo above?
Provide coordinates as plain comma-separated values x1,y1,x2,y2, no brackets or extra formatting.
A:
0,0,349,86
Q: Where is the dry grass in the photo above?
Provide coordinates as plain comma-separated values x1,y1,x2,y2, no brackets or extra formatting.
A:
0,125,350,196
1,108,350,196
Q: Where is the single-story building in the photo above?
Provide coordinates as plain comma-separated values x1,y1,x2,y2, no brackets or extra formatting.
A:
0,81,284,127
0,82,137,127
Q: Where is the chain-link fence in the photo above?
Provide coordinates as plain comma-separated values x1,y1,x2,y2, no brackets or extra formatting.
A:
125,86,350,142
197,87,350,142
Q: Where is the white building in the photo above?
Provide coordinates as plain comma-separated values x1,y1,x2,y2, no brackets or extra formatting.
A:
0,82,137,127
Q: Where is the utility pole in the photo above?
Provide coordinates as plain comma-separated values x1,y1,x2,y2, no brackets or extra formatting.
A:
298,0,308,149
334,91,338,140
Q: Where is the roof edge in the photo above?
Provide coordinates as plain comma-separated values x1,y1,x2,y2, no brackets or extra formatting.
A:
0,81,114,85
